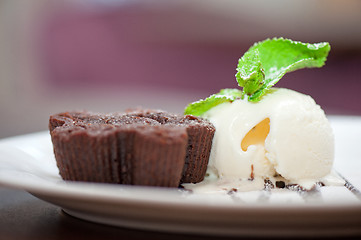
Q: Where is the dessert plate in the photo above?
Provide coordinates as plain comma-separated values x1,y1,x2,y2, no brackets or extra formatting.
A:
0,116,360,237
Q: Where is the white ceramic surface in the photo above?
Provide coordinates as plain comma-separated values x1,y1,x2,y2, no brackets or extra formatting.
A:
0,115,360,237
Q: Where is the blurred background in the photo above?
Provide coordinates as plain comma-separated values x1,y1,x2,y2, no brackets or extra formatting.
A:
1,0,361,138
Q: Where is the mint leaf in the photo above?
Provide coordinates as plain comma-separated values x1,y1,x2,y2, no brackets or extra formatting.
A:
236,49,265,96
184,89,242,116
236,38,330,102
184,38,330,116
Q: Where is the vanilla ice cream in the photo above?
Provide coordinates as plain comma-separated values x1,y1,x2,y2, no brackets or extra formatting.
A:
199,88,335,189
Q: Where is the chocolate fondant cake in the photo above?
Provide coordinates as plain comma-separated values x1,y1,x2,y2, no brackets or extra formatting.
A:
49,109,215,187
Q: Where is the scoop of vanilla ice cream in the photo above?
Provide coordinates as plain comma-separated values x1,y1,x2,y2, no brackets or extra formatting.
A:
203,88,334,186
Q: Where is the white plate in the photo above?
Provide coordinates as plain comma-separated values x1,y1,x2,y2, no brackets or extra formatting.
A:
0,115,361,237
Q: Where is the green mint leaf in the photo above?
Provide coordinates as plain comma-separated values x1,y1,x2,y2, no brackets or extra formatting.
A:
236,49,265,95
184,38,330,116
184,89,242,116
236,37,330,102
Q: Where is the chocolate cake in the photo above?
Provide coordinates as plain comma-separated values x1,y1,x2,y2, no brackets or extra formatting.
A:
49,109,215,187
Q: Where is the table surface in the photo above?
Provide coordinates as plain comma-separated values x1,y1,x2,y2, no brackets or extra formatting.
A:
0,187,360,240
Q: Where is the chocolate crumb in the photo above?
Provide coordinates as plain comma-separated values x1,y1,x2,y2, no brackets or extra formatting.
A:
344,180,361,201
275,181,286,188
227,188,238,195
318,182,325,187
286,184,306,192
264,179,274,190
